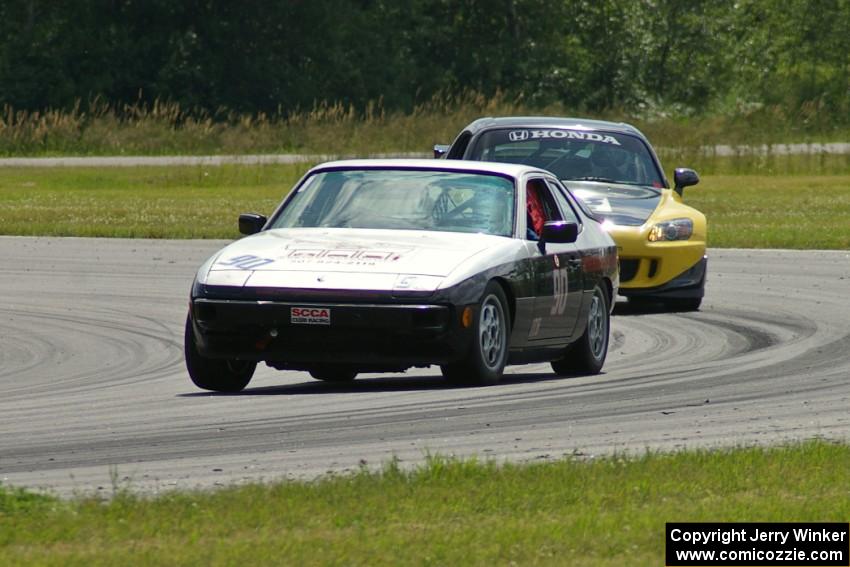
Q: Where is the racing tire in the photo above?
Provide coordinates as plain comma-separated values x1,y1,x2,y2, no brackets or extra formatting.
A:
630,295,702,312
663,297,702,312
309,366,358,382
551,283,609,376
626,296,655,308
184,313,256,392
441,282,510,386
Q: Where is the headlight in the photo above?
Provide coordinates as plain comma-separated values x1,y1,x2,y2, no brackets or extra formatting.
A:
648,218,693,242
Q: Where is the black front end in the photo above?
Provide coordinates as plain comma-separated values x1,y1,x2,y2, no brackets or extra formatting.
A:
189,294,475,372
618,256,707,299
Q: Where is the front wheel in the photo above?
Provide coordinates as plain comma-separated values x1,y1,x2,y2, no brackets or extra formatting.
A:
441,282,510,386
551,283,609,376
184,314,256,392
629,295,702,312
663,297,702,312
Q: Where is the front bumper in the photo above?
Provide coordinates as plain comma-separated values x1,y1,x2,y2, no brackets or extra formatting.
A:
606,222,706,291
618,256,707,299
189,298,474,371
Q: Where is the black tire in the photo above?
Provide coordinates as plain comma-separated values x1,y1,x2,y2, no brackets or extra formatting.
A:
663,297,702,312
628,295,702,312
184,313,256,392
309,366,358,382
551,283,609,376
441,282,510,386
627,296,656,308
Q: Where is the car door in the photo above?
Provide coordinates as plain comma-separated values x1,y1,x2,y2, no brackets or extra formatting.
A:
525,177,583,342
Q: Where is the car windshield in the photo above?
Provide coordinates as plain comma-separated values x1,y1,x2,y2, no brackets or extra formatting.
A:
271,169,515,237
469,128,665,188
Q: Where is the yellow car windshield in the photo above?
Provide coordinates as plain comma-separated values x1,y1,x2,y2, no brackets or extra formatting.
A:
470,128,664,188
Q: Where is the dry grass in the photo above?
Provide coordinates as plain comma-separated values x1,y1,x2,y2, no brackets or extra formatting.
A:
4,94,850,162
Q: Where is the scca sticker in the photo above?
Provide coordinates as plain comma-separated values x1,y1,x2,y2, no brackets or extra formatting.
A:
508,129,621,145
291,306,331,325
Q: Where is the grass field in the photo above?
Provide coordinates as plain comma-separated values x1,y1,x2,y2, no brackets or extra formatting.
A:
1,163,849,248
0,164,309,238
688,174,850,249
1,441,848,566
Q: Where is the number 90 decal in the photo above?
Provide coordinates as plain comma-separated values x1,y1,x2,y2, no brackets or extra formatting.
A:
551,267,569,316
219,255,274,270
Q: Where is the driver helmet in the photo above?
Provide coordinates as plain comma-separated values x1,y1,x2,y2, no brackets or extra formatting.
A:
589,144,629,170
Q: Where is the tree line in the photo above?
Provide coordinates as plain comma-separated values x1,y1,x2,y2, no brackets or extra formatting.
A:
1,0,848,120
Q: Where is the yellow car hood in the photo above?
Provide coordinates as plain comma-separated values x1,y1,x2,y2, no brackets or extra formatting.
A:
567,181,662,226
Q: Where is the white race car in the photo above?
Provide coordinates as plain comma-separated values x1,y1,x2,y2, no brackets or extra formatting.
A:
185,159,618,390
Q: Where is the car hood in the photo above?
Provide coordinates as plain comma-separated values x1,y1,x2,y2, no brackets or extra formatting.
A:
565,180,662,226
202,228,508,291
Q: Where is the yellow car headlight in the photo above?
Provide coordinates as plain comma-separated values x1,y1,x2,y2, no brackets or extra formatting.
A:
648,218,693,242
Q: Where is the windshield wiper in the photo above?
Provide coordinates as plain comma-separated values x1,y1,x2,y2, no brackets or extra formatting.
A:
571,176,620,183
564,177,658,190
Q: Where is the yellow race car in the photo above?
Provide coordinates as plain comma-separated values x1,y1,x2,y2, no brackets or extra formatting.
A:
437,116,706,311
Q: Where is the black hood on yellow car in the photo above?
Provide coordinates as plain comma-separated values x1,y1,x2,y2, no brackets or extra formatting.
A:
563,180,661,226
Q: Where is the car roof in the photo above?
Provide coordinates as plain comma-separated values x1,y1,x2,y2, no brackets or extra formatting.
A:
461,116,648,139
310,158,552,179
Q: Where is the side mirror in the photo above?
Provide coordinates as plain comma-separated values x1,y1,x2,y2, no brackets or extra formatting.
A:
542,221,579,244
433,144,450,159
673,168,700,196
239,213,267,235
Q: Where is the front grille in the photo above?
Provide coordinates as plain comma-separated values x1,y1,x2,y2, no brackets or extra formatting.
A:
193,299,453,338
619,259,639,282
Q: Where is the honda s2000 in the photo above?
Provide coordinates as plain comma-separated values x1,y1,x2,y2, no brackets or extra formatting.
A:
437,117,706,311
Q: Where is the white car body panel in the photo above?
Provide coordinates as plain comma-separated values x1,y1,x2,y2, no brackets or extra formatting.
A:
201,227,521,292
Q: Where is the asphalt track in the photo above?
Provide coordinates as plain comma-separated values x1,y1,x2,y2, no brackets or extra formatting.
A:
1,237,848,496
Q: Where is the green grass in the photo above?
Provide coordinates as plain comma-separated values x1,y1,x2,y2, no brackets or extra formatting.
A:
663,148,850,177
688,174,850,249
0,164,309,238
1,441,848,566
1,164,849,247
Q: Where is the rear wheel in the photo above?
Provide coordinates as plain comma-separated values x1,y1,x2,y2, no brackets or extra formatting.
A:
184,313,256,392
309,366,358,382
551,283,609,376
441,282,510,386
